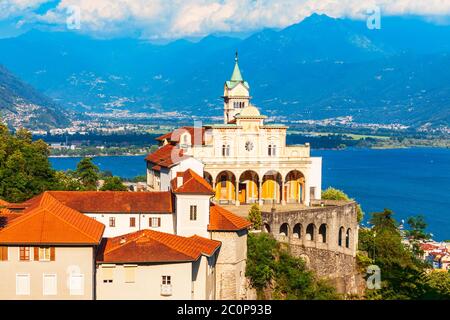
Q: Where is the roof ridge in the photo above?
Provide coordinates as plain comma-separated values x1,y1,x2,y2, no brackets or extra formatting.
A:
144,230,200,259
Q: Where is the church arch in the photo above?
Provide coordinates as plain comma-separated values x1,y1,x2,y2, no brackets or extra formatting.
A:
285,170,305,204
319,223,327,243
238,170,259,204
279,223,289,237
305,223,315,241
215,171,236,204
346,228,351,248
338,226,344,247
204,171,213,187
262,170,282,204
293,223,302,239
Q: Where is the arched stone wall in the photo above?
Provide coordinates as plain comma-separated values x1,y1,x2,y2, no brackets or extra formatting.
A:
261,201,361,295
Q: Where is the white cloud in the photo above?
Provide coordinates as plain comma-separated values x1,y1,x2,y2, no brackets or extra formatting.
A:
0,0,48,19
9,0,450,39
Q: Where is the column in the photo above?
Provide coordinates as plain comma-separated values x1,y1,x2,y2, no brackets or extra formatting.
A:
235,179,240,206
212,176,216,202
281,176,286,205
258,180,263,206
304,176,311,207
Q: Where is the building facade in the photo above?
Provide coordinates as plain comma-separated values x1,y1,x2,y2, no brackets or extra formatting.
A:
0,169,251,300
149,54,322,207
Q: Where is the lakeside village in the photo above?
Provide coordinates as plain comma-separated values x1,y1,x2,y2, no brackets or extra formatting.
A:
0,56,448,300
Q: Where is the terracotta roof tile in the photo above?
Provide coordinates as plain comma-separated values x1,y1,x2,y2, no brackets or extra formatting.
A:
172,169,214,195
97,229,220,263
0,199,9,206
156,127,205,146
0,192,104,245
145,144,187,168
46,191,173,213
208,204,252,231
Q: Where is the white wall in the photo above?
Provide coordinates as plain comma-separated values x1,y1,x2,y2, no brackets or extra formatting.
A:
84,213,175,237
159,167,171,191
175,194,211,238
310,157,322,200
96,262,194,300
170,158,204,179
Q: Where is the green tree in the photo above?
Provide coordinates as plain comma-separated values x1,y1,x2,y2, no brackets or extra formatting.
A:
322,187,364,222
75,158,99,190
405,215,431,257
359,209,447,300
54,170,85,191
0,124,59,202
101,176,128,191
247,203,262,230
246,233,339,300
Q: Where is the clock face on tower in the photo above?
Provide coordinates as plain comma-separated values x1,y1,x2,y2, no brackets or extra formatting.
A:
245,141,254,151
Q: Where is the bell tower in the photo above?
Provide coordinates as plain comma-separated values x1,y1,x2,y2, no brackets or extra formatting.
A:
223,52,250,124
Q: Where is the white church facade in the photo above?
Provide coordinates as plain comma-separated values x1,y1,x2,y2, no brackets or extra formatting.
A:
147,54,322,207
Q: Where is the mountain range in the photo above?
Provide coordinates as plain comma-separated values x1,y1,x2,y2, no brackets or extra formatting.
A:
0,64,70,130
0,14,449,128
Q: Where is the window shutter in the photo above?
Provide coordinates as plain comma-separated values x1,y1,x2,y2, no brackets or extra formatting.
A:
50,247,55,261
158,218,161,227
124,266,136,283
33,247,39,261
0,246,7,261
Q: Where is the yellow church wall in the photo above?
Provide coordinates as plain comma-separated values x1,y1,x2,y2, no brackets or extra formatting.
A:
262,179,280,202
215,180,235,200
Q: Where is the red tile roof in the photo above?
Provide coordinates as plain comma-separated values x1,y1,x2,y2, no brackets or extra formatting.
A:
0,192,104,245
145,144,188,168
44,191,173,213
172,169,215,195
156,127,205,146
208,204,252,231
97,229,220,263
0,199,9,206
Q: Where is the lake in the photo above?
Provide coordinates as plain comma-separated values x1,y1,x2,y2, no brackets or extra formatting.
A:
49,147,450,240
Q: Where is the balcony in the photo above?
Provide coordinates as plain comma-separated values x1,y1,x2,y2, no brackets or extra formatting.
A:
160,284,172,296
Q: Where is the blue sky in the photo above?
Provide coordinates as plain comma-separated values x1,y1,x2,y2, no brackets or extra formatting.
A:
1,0,450,39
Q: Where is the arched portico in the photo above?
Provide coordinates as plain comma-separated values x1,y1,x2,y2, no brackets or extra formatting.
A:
238,170,259,204
215,171,236,204
262,171,282,204
285,170,305,204
204,171,213,186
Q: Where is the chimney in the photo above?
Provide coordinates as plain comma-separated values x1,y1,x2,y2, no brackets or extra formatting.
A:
177,176,184,188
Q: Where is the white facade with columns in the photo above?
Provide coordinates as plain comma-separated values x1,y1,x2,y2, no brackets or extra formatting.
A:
171,54,322,206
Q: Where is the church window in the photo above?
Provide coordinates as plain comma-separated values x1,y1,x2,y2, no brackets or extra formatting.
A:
268,145,277,156
222,145,230,157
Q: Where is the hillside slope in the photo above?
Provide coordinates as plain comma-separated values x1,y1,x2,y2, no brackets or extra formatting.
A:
0,65,69,130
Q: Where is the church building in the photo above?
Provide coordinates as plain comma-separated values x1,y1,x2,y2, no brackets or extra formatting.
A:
147,54,322,207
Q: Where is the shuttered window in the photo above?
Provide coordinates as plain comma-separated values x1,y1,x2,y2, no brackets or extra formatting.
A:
43,274,57,295
69,273,84,296
102,266,114,283
124,265,136,283
16,274,30,295
19,247,30,261
0,246,8,261
130,217,136,227
38,247,51,261
149,217,161,228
